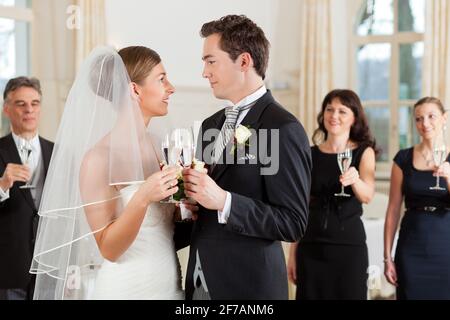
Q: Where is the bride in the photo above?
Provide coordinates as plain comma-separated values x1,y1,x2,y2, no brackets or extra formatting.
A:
30,46,190,300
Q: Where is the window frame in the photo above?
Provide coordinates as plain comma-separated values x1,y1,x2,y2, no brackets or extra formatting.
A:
0,2,33,134
349,0,424,176
0,4,32,21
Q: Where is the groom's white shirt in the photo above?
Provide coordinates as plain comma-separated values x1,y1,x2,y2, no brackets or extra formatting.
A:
217,85,267,224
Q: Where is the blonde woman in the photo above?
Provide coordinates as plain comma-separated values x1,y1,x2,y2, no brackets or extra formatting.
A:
384,97,450,300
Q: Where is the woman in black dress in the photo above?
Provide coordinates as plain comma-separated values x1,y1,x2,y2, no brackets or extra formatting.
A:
288,89,377,300
384,97,450,300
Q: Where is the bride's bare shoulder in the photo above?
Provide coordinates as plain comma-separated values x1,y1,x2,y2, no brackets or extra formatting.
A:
80,145,109,178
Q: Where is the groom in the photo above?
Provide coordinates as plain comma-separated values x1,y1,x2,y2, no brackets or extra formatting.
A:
183,15,312,300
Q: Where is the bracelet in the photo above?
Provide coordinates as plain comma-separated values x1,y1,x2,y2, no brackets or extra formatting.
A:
383,258,393,263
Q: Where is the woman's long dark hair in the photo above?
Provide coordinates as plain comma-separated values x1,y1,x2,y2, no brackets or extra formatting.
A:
312,89,380,157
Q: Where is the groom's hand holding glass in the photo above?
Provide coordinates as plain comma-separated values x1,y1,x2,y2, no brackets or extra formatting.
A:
182,168,227,211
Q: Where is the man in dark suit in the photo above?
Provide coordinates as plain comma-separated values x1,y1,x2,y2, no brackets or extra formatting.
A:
0,77,53,300
182,15,312,300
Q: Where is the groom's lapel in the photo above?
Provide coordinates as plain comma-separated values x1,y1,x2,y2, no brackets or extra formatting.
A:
210,91,273,182
202,111,225,174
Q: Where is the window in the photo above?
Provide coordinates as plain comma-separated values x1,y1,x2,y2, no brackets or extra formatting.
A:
0,0,32,135
352,0,425,169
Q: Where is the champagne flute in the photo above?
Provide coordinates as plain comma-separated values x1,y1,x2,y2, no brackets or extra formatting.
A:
159,133,171,203
160,133,170,167
18,138,35,189
190,124,199,160
179,128,196,218
160,129,183,203
430,135,447,191
334,148,352,197
181,128,194,168
169,129,183,167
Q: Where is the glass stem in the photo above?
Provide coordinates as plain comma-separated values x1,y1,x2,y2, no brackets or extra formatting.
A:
341,184,345,194
436,174,440,188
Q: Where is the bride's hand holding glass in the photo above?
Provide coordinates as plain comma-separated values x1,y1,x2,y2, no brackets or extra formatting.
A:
135,166,179,205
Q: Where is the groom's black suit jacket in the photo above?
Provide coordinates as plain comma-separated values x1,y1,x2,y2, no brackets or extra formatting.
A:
0,134,53,290
185,91,312,299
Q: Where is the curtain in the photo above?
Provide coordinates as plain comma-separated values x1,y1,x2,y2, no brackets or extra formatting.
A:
74,0,106,70
298,0,333,139
31,0,106,139
32,0,76,139
423,0,450,106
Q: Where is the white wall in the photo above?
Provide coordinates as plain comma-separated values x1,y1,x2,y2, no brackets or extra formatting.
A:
105,0,353,89
105,0,275,88
268,0,302,91
105,0,304,128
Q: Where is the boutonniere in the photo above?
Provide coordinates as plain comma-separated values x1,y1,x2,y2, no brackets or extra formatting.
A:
230,125,252,154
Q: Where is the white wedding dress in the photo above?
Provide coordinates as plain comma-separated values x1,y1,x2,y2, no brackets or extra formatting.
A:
90,183,184,300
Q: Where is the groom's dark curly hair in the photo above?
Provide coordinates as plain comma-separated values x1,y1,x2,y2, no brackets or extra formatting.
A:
200,15,270,80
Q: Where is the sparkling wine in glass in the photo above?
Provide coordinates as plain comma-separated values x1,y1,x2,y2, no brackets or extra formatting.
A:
159,133,171,202
179,128,196,212
18,138,35,189
430,138,447,191
168,129,183,167
160,129,183,203
334,148,352,197
160,133,170,167
181,128,194,168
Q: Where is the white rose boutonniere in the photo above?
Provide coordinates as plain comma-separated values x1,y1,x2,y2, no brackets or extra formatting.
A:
231,125,252,154
235,125,252,144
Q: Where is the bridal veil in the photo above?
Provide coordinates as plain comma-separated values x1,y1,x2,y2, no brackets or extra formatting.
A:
30,46,161,299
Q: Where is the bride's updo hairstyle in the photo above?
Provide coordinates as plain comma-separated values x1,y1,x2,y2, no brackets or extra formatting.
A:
118,46,161,85
88,46,161,102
